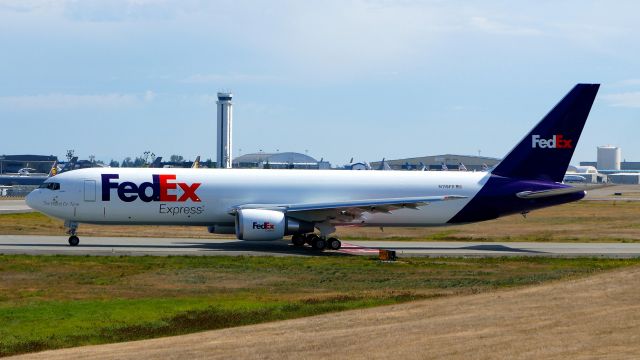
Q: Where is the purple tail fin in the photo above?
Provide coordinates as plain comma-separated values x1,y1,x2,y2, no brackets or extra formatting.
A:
492,84,599,182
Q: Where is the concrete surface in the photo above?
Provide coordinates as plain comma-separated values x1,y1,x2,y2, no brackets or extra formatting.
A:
1,235,640,258
0,199,32,214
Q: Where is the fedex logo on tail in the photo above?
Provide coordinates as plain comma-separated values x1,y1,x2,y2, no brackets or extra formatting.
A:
532,134,573,149
101,174,201,203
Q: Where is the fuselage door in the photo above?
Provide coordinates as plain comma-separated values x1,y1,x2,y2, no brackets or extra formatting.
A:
84,180,96,202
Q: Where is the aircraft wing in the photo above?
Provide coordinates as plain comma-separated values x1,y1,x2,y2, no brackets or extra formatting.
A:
230,195,467,222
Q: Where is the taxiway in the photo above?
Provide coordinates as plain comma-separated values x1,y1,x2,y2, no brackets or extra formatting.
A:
1,235,640,258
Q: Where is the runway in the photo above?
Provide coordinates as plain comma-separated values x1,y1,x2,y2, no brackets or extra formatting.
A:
0,199,33,214
2,235,640,258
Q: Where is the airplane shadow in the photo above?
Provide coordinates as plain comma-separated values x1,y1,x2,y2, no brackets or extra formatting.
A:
368,244,547,254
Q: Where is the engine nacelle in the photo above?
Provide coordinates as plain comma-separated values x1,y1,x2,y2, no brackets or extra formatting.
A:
235,209,314,241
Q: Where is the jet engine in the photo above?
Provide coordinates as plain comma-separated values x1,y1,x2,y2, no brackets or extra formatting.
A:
235,208,314,241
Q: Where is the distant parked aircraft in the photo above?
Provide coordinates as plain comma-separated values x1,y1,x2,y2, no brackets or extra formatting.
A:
148,157,163,168
378,158,392,171
563,174,587,183
17,168,38,176
48,161,59,177
192,156,201,169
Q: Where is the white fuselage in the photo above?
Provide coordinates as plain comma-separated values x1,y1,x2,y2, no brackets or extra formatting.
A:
26,168,489,227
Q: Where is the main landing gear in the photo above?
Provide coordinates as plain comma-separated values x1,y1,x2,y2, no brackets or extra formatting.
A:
65,220,80,246
291,234,341,251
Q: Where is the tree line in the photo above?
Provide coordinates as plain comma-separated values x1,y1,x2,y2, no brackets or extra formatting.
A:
65,149,212,168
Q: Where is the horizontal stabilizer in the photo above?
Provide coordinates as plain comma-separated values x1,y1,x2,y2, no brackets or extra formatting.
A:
516,187,585,199
517,183,612,199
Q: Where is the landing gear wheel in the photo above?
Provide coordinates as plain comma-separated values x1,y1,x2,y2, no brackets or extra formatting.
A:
291,234,306,247
311,237,327,251
328,237,341,250
306,234,319,245
68,235,80,246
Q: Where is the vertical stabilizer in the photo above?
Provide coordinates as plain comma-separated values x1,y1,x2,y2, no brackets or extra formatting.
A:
491,84,599,182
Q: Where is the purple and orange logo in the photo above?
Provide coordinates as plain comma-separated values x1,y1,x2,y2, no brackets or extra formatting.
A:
252,222,275,230
101,174,201,203
531,134,573,149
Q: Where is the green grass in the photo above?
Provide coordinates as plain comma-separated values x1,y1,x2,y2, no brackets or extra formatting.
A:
1,255,639,356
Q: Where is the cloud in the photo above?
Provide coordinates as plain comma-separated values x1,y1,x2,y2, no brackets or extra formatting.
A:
182,73,278,84
0,0,188,21
0,93,142,109
610,79,640,87
0,0,61,13
144,90,156,102
601,92,640,108
470,16,542,36
2,0,639,85
62,0,183,22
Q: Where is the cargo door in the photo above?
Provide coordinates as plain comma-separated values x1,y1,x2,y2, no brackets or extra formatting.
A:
84,180,96,202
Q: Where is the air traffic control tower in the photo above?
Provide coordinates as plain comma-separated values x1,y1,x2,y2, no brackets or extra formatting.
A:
216,92,233,168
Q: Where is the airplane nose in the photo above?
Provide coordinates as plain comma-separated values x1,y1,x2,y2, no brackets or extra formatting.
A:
25,190,37,209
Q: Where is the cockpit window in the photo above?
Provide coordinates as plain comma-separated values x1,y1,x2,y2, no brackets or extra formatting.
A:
39,182,60,190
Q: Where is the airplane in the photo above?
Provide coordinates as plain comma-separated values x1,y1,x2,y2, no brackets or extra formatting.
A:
60,157,78,173
148,157,163,168
192,156,201,169
26,84,599,251
17,168,39,176
441,162,448,171
563,174,587,183
48,161,59,177
458,162,467,171
378,158,392,171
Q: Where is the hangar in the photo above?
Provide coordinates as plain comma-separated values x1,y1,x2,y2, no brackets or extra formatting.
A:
233,152,331,169
0,154,57,175
369,154,500,171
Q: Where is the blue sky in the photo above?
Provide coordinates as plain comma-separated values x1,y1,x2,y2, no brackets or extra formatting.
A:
1,0,639,166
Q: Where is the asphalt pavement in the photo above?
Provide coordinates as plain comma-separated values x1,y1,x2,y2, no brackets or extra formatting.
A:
1,235,640,258
0,199,32,214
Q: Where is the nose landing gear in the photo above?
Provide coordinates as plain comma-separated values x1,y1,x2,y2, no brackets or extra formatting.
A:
68,235,80,246
64,220,80,246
